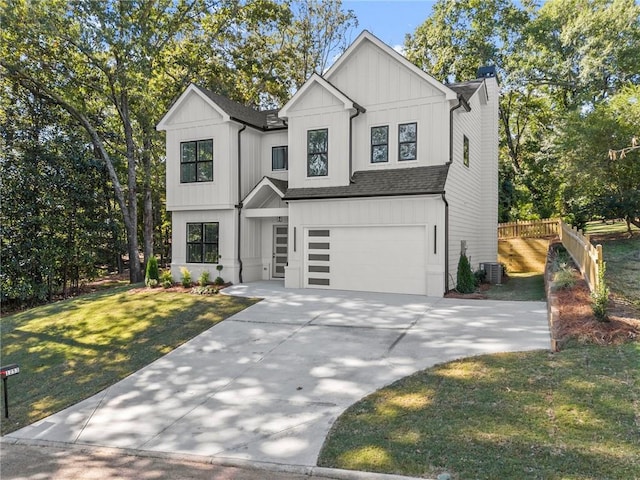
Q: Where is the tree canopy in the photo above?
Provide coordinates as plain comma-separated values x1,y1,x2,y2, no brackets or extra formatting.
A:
0,0,358,306
406,0,640,228
2,0,637,307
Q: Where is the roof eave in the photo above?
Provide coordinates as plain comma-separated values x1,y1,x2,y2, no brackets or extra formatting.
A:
284,191,445,202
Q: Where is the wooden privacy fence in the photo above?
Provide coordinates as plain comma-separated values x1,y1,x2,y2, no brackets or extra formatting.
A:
498,218,560,239
497,218,604,292
559,221,603,292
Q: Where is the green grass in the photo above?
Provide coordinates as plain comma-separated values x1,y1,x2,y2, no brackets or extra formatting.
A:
584,219,639,236
599,236,640,311
484,272,546,301
319,343,640,480
0,286,258,435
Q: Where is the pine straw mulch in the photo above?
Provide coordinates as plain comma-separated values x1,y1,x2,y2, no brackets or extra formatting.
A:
127,282,233,295
553,278,640,346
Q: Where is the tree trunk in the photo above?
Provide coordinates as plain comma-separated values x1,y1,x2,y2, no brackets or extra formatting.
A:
5,71,143,283
142,125,154,267
121,93,143,283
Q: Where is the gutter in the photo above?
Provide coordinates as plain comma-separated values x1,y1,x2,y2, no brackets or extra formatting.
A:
349,104,366,181
284,191,444,202
443,94,469,292
236,124,247,283
230,116,287,132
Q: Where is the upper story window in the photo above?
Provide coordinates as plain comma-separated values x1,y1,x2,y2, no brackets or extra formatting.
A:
398,123,417,161
371,126,389,163
187,222,219,263
272,146,288,171
307,128,328,177
463,135,470,167
181,139,213,183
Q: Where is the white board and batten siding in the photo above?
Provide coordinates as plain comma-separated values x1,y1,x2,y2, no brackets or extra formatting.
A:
170,209,237,283
260,130,289,182
350,101,450,173
284,82,352,189
327,37,451,171
285,196,446,296
326,38,443,107
445,78,499,290
162,90,236,211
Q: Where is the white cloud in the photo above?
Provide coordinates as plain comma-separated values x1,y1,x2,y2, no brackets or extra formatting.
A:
393,44,406,56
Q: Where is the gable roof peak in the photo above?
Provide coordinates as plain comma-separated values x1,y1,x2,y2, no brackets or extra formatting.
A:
279,73,365,119
325,30,457,101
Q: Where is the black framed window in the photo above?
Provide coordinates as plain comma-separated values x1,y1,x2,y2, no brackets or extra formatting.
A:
398,123,417,161
187,222,219,263
272,146,288,171
463,135,470,167
181,139,213,183
307,129,328,177
371,126,389,163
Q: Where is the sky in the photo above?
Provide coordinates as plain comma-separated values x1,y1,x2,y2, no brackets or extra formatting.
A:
343,1,437,49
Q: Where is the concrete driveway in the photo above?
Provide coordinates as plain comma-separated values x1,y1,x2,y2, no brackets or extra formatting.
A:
5,281,550,468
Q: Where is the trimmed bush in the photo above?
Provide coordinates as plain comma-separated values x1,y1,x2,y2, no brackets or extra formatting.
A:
199,271,210,287
214,264,224,286
456,252,476,294
159,270,173,289
591,262,610,322
145,257,159,287
180,267,192,288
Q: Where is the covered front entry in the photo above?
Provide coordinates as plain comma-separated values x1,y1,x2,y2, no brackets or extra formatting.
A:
242,176,289,281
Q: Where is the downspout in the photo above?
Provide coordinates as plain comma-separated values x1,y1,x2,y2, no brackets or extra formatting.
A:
442,192,450,294
443,94,467,292
448,94,467,165
236,124,247,283
349,104,366,181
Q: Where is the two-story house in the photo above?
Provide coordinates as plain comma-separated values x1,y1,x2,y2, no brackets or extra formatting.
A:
157,31,499,296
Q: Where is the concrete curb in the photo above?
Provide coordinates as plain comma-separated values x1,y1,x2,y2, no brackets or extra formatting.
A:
0,437,431,480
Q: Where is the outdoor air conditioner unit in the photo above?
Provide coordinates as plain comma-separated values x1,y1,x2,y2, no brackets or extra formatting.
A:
481,262,503,284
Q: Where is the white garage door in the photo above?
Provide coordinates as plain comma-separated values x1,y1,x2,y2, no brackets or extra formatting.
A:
305,226,427,295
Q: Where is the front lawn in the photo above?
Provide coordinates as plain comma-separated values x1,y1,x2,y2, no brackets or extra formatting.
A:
319,343,640,480
0,286,258,435
599,236,640,311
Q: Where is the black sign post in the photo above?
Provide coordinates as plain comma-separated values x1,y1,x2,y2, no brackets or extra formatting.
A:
1,364,20,418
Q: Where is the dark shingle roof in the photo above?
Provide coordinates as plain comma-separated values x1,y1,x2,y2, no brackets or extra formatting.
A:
266,177,288,195
193,85,285,130
448,79,484,103
283,164,449,201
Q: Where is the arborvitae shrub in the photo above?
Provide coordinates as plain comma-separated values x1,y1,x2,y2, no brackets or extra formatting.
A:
456,252,476,294
145,257,159,287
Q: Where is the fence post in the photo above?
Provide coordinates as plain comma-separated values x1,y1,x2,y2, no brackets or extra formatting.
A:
595,244,603,291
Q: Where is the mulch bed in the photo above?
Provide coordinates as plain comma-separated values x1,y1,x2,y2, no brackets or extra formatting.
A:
128,283,232,295
553,279,639,345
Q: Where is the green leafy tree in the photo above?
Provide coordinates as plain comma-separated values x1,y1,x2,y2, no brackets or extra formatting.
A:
405,0,640,223
557,85,640,231
1,87,114,306
0,0,213,283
